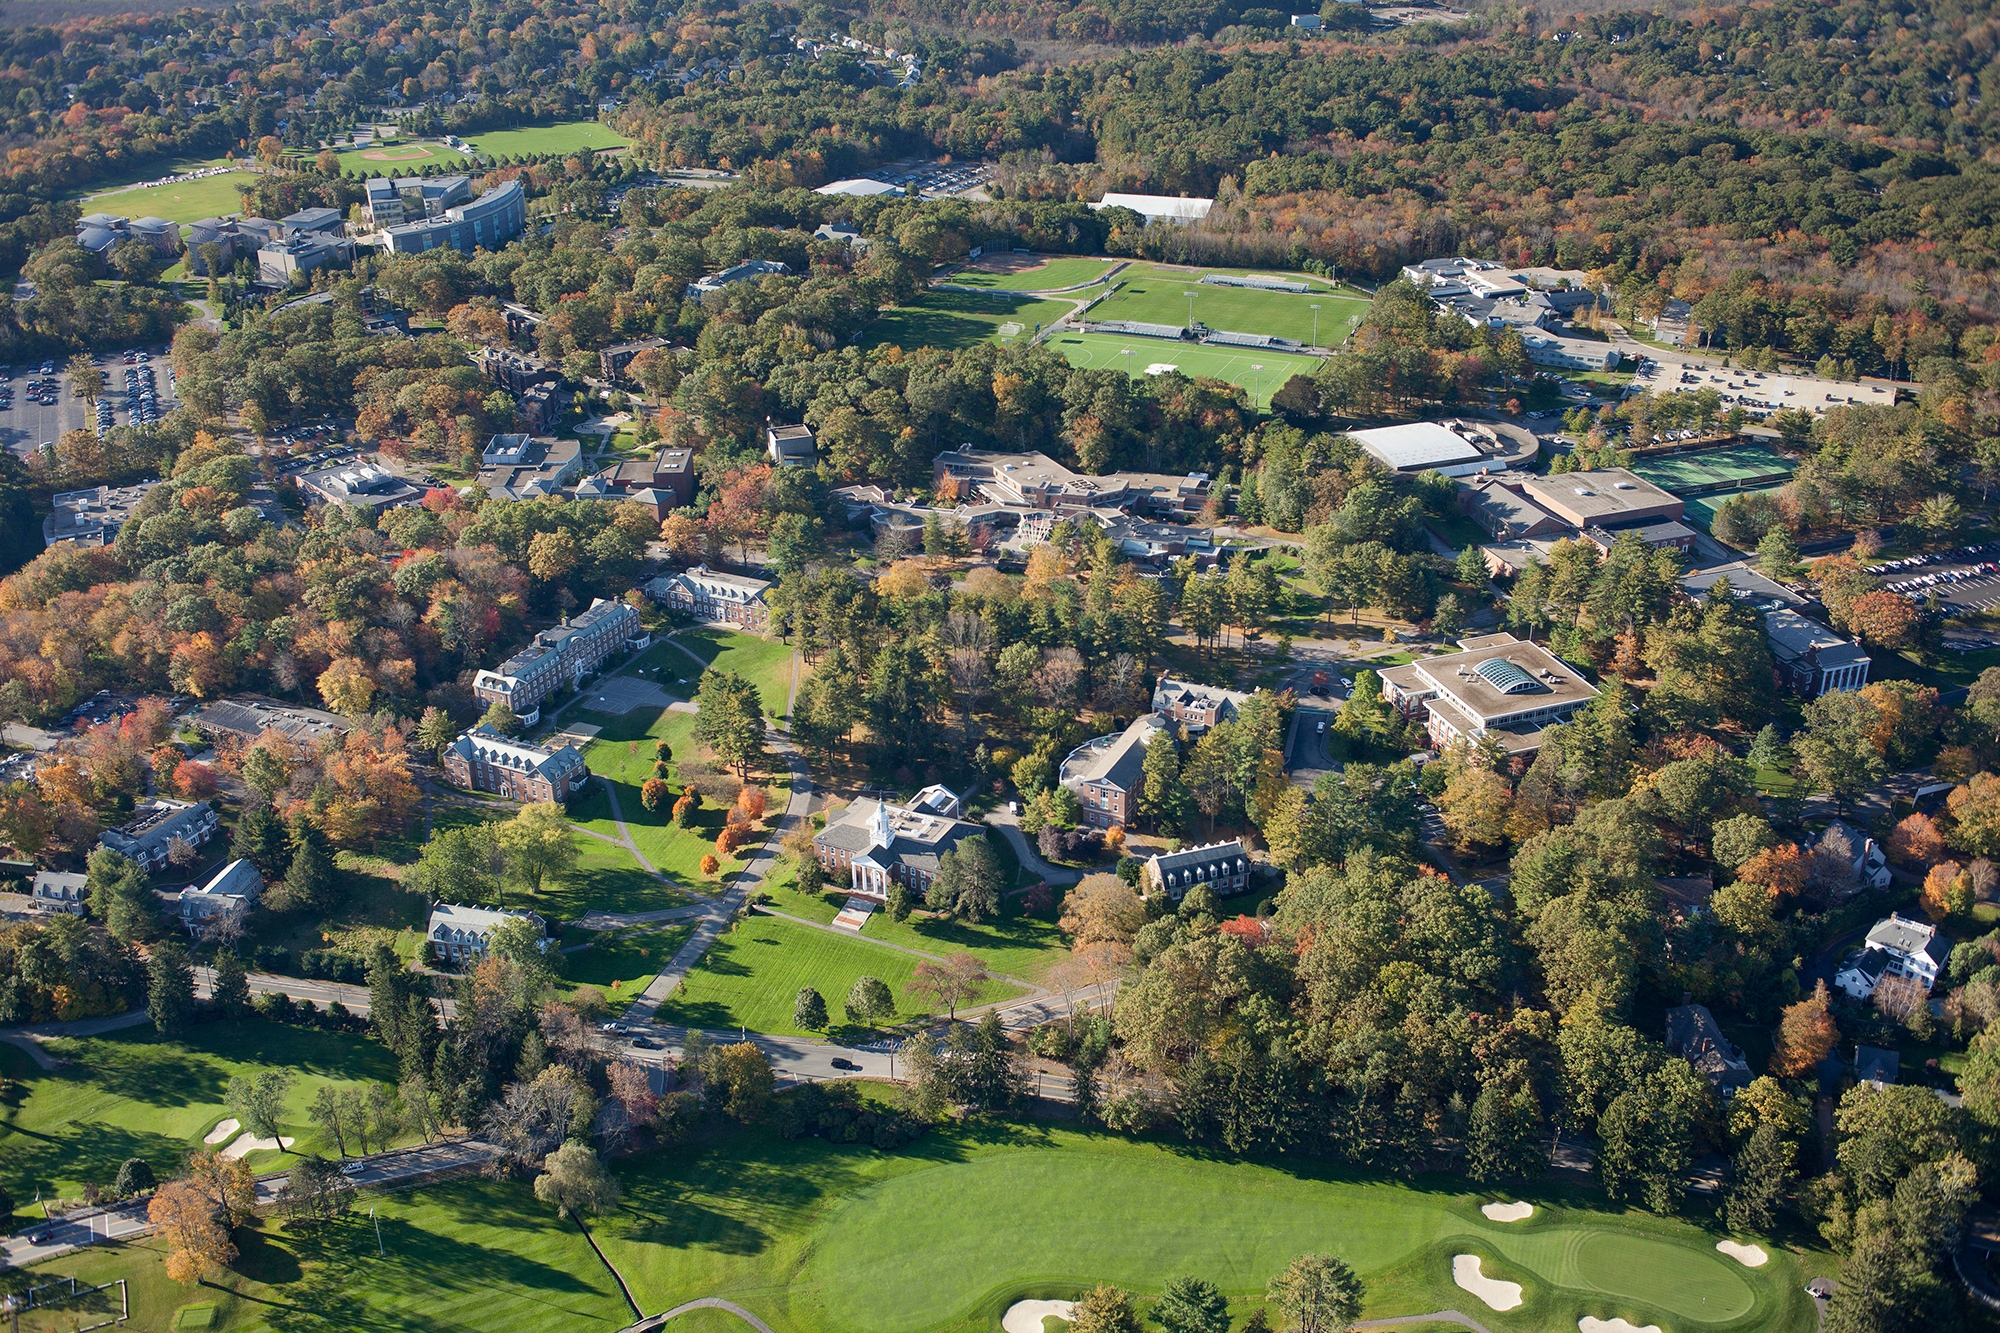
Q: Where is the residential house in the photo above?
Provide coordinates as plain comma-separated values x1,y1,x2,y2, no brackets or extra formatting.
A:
1142,840,1251,900
1855,1046,1901,1088
647,566,773,631
1059,714,1168,830
1377,633,1599,758
1809,819,1892,892
176,859,265,939
31,870,86,915
442,725,589,803
1665,1001,1752,1095
812,796,981,901
473,597,639,720
1835,914,1949,1000
427,903,548,965
100,799,220,871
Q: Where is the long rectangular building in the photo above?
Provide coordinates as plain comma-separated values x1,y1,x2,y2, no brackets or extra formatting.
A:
1379,633,1598,757
473,597,639,720
442,725,588,803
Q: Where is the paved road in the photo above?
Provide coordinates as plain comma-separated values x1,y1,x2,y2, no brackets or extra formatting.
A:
0,1138,502,1270
983,806,1080,886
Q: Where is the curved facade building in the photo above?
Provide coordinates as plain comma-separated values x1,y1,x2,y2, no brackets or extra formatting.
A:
382,179,526,255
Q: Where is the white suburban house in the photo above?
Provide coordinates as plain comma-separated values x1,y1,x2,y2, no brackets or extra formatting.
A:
811,787,979,900
176,859,265,938
1378,633,1599,758
31,869,87,914
427,903,548,966
1835,914,1949,1001
1808,819,1892,893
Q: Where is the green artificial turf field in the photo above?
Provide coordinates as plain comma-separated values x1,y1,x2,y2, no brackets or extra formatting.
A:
468,121,633,158
334,140,472,174
80,171,252,225
0,1019,403,1205
1093,269,1368,347
593,1119,1819,1333
1048,331,1323,409
866,291,1077,352
948,256,1120,291
1684,484,1789,532
651,913,1024,1036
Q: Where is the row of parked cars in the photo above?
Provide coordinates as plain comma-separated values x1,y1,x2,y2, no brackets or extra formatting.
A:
1867,543,2000,595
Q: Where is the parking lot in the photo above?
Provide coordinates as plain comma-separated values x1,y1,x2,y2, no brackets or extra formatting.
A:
1862,543,2000,611
0,345,178,460
1630,347,1896,416
868,157,991,198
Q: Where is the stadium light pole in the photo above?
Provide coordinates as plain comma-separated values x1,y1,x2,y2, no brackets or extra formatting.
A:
1252,364,1264,405
1310,303,1321,349
1122,348,1133,378
1183,292,1195,331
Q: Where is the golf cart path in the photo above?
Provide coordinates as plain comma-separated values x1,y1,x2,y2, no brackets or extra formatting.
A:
623,1297,776,1333
0,1009,152,1069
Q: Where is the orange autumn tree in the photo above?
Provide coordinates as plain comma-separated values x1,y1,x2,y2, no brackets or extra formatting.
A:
1923,861,1974,920
1771,980,1840,1076
1887,812,1945,867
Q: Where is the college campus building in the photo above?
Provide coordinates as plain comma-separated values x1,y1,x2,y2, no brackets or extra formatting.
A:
1682,563,1871,698
442,725,590,803
1059,714,1169,830
1346,420,1540,479
477,433,584,499
43,482,162,548
380,179,526,255
1142,840,1251,900
812,787,980,900
692,259,792,296
473,597,640,720
1151,678,1250,733
596,447,696,513
646,566,773,630
931,448,1218,520
363,174,472,227
1089,193,1214,225
75,213,181,258
190,696,350,747
427,903,548,966
99,798,220,872
1378,633,1599,758
175,859,265,939
297,461,425,513
766,423,818,469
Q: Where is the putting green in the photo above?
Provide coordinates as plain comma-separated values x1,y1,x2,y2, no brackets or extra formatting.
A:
791,1142,1789,1333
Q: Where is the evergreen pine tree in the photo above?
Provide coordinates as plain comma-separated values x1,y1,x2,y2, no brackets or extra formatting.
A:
210,951,252,1019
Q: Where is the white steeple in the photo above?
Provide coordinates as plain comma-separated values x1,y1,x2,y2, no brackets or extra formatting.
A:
869,800,894,850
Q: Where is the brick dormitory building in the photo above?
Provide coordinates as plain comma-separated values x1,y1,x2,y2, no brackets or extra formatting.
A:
441,725,589,803
473,598,639,724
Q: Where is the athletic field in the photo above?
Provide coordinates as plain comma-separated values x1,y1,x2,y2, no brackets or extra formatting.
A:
866,290,1076,352
335,139,473,174
949,254,1120,291
1049,330,1321,408
81,170,251,225
468,121,633,158
1685,484,1789,531
1090,265,1369,347
1631,444,1795,495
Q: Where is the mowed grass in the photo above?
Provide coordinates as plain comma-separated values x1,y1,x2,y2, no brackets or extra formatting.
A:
1049,331,1323,409
595,1118,1821,1333
865,290,1076,352
18,1181,633,1333
859,902,1068,984
560,923,693,1000
469,121,633,157
1097,269,1369,346
541,830,691,920
81,171,252,225
949,255,1119,291
334,140,472,173
671,627,797,718
0,1018,402,1205
653,913,1023,1036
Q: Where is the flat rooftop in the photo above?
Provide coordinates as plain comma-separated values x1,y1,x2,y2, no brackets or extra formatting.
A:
1416,636,1599,722
1350,422,1485,471
1519,468,1681,524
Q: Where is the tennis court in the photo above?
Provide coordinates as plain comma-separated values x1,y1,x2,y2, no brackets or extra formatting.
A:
1631,444,1795,495
1685,484,1789,532
1092,270,1368,349
1049,331,1322,408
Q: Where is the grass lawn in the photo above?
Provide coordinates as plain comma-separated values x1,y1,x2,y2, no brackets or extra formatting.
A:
0,1018,402,1206
468,121,633,158
652,913,1023,1036
17,1181,634,1333
859,908,1067,985
1046,332,1322,410
864,290,1076,353
334,140,471,174
949,256,1119,291
559,923,692,1002
242,851,427,964
595,1116,1821,1333
81,171,252,226
1097,270,1368,346
670,627,797,718
535,831,690,922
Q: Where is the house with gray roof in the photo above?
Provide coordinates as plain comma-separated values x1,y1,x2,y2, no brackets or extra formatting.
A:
100,799,219,872
176,858,265,938
1142,840,1251,901
1665,1001,1752,1094
427,903,548,966
1151,679,1250,734
32,869,86,915
812,797,980,901
1060,714,1169,830
1836,913,1948,1000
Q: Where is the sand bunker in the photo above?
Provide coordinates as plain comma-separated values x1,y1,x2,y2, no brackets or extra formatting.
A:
1002,1300,1074,1333
1481,1200,1535,1222
219,1133,294,1160
1717,1240,1769,1267
1453,1256,1523,1311
202,1119,240,1146
1579,1319,1663,1333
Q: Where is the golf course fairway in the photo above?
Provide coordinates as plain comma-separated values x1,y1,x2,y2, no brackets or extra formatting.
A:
598,1123,1821,1333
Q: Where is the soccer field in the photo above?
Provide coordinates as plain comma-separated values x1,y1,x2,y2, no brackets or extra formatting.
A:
469,121,633,157
866,291,1076,352
1049,331,1322,408
81,171,252,225
336,139,472,174
949,255,1120,291
1094,267,1370,347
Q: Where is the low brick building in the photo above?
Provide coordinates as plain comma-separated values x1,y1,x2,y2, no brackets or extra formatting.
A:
647,566,772,631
